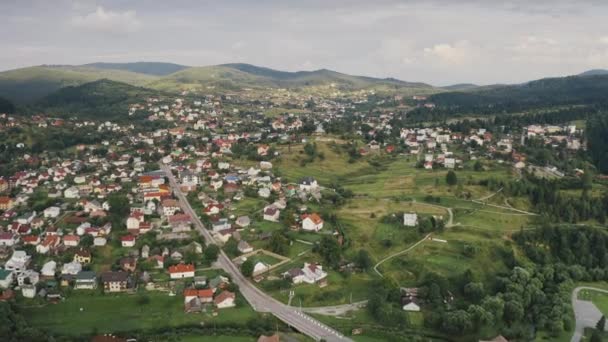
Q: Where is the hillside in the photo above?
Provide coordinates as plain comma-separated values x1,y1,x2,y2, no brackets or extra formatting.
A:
427,74,608,109
578,69,608,77
148,63,432,92
83,62,189,76
0,65,158,103
0,96,15,113
35,79,161,120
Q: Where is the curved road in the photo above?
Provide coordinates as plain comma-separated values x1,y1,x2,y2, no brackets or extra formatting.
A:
373,233,431,277
571,286,608,342
161,164,351,342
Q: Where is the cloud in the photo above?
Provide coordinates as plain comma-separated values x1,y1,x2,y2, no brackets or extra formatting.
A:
71,6,141,34
600,36,608,44
423,41,471,65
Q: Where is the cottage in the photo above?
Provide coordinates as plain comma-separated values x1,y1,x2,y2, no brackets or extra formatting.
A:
214,290,236,309
43,206,61,218
403,213,418,227
237,240,253,254
101,272,129,292
263,206,280,222
0,232,18,247
121,235,136,247
168,264,195,279
301,213,324,232
284,263,328,285
74,271,97,290
299,177,318,191
235,215,251,228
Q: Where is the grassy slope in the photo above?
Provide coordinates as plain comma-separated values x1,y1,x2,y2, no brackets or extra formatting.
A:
0,66,158,103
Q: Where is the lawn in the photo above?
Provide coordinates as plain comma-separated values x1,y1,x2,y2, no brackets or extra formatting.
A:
20,291,259,336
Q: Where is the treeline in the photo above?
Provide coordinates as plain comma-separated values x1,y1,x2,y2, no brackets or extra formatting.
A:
514,225,608,274
587,112,608,173
482,176,608,223
0,96,15,113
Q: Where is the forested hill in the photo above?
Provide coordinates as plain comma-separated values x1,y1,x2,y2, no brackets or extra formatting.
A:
0,96,15,113
34,79,160,120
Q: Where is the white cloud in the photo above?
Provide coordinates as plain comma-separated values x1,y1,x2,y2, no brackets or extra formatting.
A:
423,41,471,65
71,6,141,34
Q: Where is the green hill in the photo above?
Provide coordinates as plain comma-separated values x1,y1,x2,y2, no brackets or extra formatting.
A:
0,96,15,113
83,62,189,76
35,79,161,120
0,65,158,104
148,63,432,92
428,74,608,109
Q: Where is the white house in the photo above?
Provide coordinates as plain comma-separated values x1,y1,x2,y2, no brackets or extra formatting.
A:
301,213,324,232
21,284,36,298
299,177,318,192
237,240,253,254
286,263,328,285
5,250,31,273
0,232,19,247
168,264,195,279
61,261,82,275
214,291,236,309
41,261,57,277
402,301,421,312
43,206,61,218
263,206,280,222
64,186,80,199
403,213,418,227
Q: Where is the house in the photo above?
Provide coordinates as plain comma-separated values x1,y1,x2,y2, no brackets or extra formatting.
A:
43,206,61,218
0,196,14,210
403,213,418,227
21,284,36,298
0,232,18,247
5,250,31,273
235,215,251,228
168,264,195,279
41,261,57,277
0,269,13,289
214,290,236,308
299,177,318,191
63,234,80,247
61,261,82,275
121,235,136,247
263,206,280,222
64,186,80,199
184,288,214,304
253,262,270,276
237,240,253,254
120,257,137,272
74,271,97,290
74,249,92,264
301,213,324,232
212,218,231,232
101,272,129,292
17,270,39,286
444,158,456,169
284,263,327,285
161,199,181,217
402,300,421,312
37,235,60,254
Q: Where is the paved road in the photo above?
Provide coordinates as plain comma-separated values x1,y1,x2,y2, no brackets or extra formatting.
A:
301,301,367,316
571,286,608,342
161,164,351,342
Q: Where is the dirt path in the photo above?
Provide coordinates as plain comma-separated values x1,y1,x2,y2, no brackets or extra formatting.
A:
373,233,432,278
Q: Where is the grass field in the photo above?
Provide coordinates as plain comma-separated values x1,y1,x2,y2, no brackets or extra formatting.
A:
20,291,258,336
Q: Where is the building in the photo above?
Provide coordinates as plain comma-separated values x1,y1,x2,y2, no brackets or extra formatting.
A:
0,269,14,289
74,271,97,290
101,272,129,292
263,206,280,222
403,213,418,227
168,264,195,279
74,249,92,264
299,177,318,191
301,213,324,232
0,196,14,210
121,235,136,247
214,290,236,309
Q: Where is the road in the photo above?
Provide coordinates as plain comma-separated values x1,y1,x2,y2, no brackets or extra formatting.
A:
571,286,608,342
161,164,351,342
301,301,368,316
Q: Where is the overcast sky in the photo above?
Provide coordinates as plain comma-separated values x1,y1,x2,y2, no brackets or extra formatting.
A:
1,0,608,85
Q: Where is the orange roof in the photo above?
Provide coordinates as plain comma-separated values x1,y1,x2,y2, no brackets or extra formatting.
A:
139,175,153,183
0,196,12,204
168,264,195,274
302,213,323,225
184,288,214,298
214,290,235,304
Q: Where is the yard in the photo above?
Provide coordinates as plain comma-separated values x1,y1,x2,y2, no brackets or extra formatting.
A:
19,291,259,336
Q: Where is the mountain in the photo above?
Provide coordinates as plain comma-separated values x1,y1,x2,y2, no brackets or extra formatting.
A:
35,79,161,120
578,69,608,77
148,63,432,92
426,74,608,110
83,62,189,76
0,65,158,103
442,83,479,91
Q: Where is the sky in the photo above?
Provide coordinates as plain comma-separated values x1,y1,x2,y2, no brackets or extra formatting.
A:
1,0,608,85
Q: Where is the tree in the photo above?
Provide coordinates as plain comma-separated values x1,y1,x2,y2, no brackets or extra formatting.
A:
597,315,606,332
241,259,254,277
204,244,220,263
316,235,341,268
504,299,524,323
591,330,603,342
107,193,130,218
354,249,372,270
474,160,483,171
268,232,288,256
446,170,458,186
463,282,485,303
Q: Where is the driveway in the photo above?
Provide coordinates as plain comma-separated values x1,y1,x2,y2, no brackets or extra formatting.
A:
571,286,608,342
